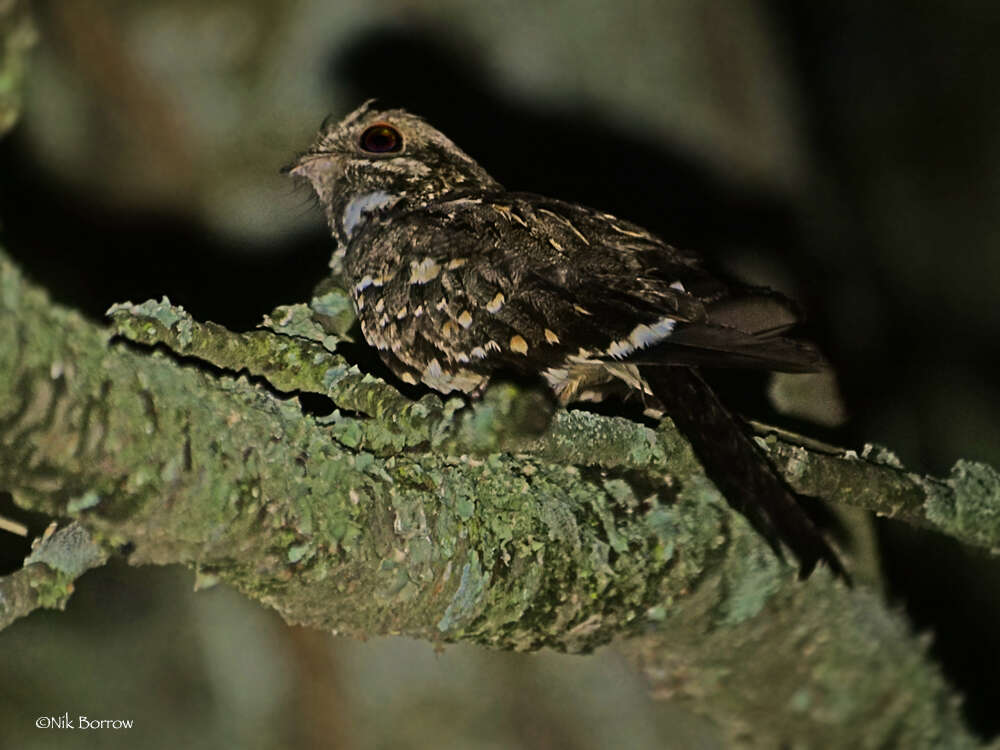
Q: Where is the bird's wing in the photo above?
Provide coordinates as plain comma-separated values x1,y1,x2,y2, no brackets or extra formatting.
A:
347,195,821,391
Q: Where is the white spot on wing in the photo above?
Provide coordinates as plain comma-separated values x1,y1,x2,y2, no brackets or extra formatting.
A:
607,339,632,358
355,274,388,295
605,316,676,359
631,318,676,347
421,357,485,393
543,367,569,390
486,293,505,313
409,257,441,284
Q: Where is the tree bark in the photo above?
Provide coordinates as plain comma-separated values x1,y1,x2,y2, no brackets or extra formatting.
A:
1,249,992,748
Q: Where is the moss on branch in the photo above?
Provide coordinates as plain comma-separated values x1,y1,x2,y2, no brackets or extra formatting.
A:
0,249,989,747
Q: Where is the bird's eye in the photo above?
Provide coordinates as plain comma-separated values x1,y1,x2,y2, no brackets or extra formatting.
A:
360,124,403,153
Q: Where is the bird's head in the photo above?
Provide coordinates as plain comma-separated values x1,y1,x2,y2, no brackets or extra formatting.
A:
286,101,500,245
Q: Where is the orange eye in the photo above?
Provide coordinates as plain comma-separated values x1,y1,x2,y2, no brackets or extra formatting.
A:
360,124,403,153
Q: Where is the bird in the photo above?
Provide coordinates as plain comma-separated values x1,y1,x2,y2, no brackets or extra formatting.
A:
286,100,846,580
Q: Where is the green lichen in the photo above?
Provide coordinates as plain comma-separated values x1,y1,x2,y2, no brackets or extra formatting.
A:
2,242,988,743
108,297,447,452
108,297,185,329
287,543,313,564
24,524,106,577
714,535,786,625
437,551,488,633
309,290,357,338
925,459,1000,548
28,570,76,610
66,489,101,513
860,442,905,469
263,300,346,350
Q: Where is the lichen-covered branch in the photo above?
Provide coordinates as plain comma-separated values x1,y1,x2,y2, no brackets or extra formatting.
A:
0,522,107,630
758,429,1000,551
0,249,987,747
107,294,1000,553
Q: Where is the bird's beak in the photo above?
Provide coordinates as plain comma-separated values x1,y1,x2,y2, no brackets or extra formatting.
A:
282,152,341,183
281,154,313,177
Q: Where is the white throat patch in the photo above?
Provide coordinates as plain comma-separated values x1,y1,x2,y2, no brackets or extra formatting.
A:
342,191,400,238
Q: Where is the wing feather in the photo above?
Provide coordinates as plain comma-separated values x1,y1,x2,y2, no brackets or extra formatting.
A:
346,195,822,389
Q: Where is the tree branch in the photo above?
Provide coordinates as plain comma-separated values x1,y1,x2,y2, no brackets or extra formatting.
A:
0,522,106,629
106,292,1000,554
757,426,1000,551
0,248,989,747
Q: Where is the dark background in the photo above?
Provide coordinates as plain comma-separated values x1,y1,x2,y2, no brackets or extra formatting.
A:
2,1,999,747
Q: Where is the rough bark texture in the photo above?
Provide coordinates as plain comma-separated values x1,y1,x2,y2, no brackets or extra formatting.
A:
2,249,997,748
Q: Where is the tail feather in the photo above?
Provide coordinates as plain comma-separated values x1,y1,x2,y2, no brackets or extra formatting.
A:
618,324,827,373
641,365,848,581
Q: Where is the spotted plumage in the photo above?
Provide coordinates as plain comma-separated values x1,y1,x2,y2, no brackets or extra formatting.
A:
288,101,845,580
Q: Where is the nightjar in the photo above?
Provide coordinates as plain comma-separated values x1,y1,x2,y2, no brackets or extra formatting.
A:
287,100,845,579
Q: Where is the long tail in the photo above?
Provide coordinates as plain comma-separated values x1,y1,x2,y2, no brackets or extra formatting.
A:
640,365,848,581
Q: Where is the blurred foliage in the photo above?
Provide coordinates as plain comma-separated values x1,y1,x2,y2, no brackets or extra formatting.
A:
0,0,36,135
15,0,799,243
